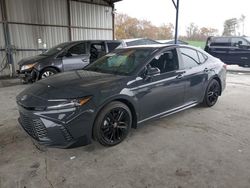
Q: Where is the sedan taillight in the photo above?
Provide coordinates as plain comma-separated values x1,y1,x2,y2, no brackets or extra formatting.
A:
223,64,227,70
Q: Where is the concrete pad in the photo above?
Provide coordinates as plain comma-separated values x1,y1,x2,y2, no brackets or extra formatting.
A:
0,73,250,188
227,65,250,73
0,78,22,88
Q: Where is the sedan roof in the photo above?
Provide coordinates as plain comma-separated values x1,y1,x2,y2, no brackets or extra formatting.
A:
120,44,210,56
121,44,176,49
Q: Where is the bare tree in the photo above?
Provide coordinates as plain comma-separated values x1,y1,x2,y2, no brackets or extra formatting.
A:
186,23,199,40
183,23,219,41
115,13,173,39
200,27,218,38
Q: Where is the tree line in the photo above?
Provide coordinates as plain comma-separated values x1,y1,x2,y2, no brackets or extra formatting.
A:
115,14,174,40
115,13,247,41
183,23,218,41
115,13,218,41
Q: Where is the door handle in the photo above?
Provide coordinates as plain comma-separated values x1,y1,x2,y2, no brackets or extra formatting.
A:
82,59,88,62
204,68,209,72
176,74,183,79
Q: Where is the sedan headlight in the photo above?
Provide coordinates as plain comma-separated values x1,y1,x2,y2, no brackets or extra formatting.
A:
21,63,36,71
47,96,92,110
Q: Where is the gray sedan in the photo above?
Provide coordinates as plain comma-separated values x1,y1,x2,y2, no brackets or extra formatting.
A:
16,44,226,148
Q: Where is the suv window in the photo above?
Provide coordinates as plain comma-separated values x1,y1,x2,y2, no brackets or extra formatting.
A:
91,43,105,52
213,38,229,43
68,43,86,56
90,43,106,62
231,37,249,46
180,48,199,69
107,42,121,52
210,37,231,46
149,49,179,74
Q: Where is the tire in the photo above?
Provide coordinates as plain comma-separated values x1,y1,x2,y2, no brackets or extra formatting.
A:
93,101,132,146
203,79,221,107
39,68,58,80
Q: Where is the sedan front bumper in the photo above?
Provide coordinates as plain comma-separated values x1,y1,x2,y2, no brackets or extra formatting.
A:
16,69,38,83
17,104,95,148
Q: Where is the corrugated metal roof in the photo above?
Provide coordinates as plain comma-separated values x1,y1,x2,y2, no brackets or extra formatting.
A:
9,24,69,49
0,2,2,21
107,0,122,3
70,1,113,29
12,51,40,65
75,0,121,6
6,0,68,25
72,28,112,40
0,24,5,49
0,51,9,76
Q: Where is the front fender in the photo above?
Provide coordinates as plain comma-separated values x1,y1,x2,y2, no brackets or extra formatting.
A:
34,58,63,73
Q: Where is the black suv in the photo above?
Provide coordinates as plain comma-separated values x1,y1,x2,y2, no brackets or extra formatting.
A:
204,36,250,67
17,40,122,83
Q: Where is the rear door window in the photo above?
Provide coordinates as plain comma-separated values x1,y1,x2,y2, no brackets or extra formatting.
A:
180,48,199,69
68,43,86,56
149,49,179,74
90,43,106,55
197,51,208,64
107,42,121,52
90,42,107,62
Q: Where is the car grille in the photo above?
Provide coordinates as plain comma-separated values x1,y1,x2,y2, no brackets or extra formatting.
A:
60,126,73,141
19,113,48,140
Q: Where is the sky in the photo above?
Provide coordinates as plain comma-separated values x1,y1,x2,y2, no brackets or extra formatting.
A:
115,0,250,36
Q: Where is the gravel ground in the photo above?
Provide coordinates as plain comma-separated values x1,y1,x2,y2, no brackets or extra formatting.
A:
0,72,250,188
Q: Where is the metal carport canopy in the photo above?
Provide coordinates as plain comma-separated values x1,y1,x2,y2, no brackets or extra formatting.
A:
103,0,122,4
107,0,123,3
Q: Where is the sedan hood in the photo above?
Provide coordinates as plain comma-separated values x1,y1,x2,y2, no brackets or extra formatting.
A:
17,70,126,108
18,54,49,66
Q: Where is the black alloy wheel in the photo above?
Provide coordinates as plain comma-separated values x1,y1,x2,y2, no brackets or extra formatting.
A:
203,79,221,107
93,101,132,146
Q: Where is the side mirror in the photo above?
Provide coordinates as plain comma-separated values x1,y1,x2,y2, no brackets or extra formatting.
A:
237,41,244,48
146,67,160,77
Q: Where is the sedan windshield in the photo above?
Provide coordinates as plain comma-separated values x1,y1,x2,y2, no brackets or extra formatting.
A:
86,48,153,75
40,42,70,56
